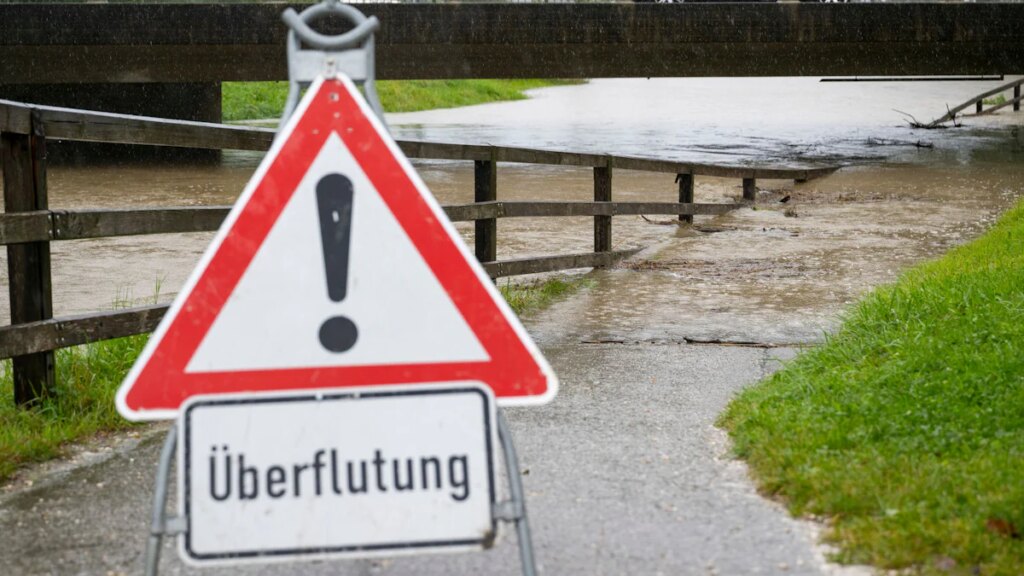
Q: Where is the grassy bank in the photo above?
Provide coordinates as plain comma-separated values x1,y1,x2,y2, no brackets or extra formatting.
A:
719,201,1024,574
0,276,589,483
0,336,144,481
222,79,585,122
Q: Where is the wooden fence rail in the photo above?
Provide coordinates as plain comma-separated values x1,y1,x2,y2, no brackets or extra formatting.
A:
929,76,1024,126
0,202,741,245
0,98,837,181
0,99,837,405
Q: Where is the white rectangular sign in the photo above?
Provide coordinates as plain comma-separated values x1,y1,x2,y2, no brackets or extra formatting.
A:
178,383,497,564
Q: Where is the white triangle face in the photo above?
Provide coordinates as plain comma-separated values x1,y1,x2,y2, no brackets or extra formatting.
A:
187,134,489,373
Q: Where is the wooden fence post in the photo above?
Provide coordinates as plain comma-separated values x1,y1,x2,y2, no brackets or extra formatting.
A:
474,149,497,263
594,158,612,253
676,172,694,224
1015,84,1021,112
976,100,984,114
2,109,55,406
742,177,757,203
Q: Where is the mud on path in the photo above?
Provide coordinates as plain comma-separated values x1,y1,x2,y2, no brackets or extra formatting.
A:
527,157,1023,351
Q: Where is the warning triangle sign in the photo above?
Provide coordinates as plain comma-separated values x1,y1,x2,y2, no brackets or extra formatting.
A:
116,75,557,421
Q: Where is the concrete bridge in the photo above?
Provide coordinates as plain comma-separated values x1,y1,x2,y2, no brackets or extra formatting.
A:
2,2,1023,124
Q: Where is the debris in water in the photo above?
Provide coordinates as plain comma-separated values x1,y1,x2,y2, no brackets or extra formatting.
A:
894,106,962,129
640,215,681,227
867,137,935,149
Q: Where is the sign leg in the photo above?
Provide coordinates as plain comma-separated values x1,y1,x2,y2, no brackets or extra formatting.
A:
144,425,178,576
497,410,538,576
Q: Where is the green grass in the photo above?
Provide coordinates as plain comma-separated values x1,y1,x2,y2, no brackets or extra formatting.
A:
499,276,593,318
222,79,585,121
222,81,290,122
983,94,1008,107
376,79,584,114
0,275,589,483
0,335,146,481
719,201,1024,575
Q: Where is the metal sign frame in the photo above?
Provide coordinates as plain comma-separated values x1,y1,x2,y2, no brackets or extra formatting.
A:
137,4,543,574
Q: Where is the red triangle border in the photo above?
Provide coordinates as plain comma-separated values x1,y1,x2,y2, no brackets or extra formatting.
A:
117,76,555,420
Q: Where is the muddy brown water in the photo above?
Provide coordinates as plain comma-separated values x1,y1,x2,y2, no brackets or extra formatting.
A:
1,78,1022,345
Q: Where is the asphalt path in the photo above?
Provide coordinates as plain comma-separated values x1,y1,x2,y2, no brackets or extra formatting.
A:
0,329,858,575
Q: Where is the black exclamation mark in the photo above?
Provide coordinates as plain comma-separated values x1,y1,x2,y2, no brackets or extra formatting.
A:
316,173,358,353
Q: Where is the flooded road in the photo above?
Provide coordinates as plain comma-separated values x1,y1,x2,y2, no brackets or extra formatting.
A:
1,77,1022,576
2,77,1022,343
529,160,1022,347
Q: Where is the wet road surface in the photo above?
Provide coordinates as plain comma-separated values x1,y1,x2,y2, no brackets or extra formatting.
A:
0,341,868,575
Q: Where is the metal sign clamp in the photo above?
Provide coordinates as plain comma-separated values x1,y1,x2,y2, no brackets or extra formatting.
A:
280,0,385,124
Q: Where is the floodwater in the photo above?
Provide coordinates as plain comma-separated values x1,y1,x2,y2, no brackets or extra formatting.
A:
2,77,1022,344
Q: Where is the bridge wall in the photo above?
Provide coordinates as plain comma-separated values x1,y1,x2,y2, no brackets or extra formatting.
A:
1,2,1020,158
2,3,1023,83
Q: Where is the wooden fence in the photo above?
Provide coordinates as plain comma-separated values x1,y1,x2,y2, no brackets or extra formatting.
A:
928,76,1024,127
0,98,837,405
